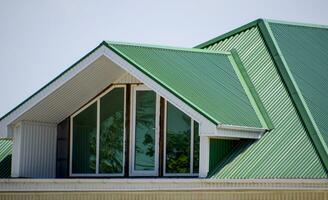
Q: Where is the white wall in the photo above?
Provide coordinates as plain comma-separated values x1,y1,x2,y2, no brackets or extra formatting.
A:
11,121,57,178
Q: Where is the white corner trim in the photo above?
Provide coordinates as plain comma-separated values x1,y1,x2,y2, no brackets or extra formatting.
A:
217,123,267,133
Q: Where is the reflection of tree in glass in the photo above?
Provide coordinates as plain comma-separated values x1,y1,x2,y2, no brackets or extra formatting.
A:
89,129,97,171
166,111,191,174
99,111,123,173
193,122,200,173
135,93,155,160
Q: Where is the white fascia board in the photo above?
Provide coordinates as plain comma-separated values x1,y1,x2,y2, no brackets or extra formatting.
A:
0,178,327,192
0,46,106,138
0,44,264,140
201,125,266,139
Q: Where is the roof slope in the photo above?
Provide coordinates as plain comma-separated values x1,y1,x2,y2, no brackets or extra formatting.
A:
267,20,328,162
0,139,12,178
0,41,265,137
197,19,328,178
105,42,262,128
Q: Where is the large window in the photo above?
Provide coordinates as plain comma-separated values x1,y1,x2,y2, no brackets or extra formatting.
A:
70,86,125,176
72,102,97,174
99,88,125,174
130,85,159,176
70,84,199,177
164,102,199,176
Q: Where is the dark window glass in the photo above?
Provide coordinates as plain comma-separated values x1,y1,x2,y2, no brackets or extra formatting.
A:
72,102,97,174
99,87,125,174
193,121,199,173
165,102,191,173
134,91,156,171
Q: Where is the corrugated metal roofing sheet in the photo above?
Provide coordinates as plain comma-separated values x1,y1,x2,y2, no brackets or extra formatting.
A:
106,42,262,128
200,24,328,178
268,21,328,160
0,139,12,178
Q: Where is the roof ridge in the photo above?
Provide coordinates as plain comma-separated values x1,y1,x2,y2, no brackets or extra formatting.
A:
195,18,328,49
263,18,328,29
105,41,231,55
195,19,263,49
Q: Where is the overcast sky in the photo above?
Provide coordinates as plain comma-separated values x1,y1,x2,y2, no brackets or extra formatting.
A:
0,0,327,116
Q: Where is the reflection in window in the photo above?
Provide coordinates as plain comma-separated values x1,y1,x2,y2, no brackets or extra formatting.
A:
193,121,199,173
71,86,125,175
165,102,199,175
99,88,124,174
166,102,191,173
134,91,156,171
72,102,97,174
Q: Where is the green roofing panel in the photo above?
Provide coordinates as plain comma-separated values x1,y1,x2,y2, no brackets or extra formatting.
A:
106,42,262,128
200,24,327,178
268,21,328,159
0,139,12,178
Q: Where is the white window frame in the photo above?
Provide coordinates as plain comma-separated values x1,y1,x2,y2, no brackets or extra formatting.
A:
69,85,126,177
163,100,199,177
130,85,160,176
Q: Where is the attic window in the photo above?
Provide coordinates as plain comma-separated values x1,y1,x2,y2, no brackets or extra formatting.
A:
70,86,125,176
164,102,199,176
69,84,199,177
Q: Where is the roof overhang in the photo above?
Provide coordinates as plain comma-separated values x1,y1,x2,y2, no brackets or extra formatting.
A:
0,43,265,139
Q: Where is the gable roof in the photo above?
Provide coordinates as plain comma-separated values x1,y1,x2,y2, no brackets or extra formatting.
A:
105,42,265,128
0,41,267,138
197,19,328,178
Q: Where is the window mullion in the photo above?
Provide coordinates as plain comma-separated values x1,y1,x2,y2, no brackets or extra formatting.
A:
96,99,100,174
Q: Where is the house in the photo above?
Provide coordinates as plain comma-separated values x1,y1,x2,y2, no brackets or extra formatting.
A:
0,19,327,199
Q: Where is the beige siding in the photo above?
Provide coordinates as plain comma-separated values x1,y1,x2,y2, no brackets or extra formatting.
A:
1,190,328,200
113,73,141,84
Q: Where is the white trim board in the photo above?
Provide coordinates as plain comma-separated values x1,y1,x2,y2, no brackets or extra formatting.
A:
0,179,327,192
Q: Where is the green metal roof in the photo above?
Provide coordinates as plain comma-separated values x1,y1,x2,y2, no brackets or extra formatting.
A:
0,139,12,178
105,41,263,128
0,41,265,132
198,19,328,178
267,20,328,168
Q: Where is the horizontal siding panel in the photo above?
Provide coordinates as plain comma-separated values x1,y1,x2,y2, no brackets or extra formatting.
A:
0,191,328,200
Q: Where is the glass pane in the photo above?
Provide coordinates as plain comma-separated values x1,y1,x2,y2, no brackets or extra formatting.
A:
72,102,97,174
166,102,191,174
193,121,199,173
134,90,156,171
99,87,124,174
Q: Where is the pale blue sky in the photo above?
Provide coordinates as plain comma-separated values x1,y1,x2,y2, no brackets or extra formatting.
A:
0,0,327,116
